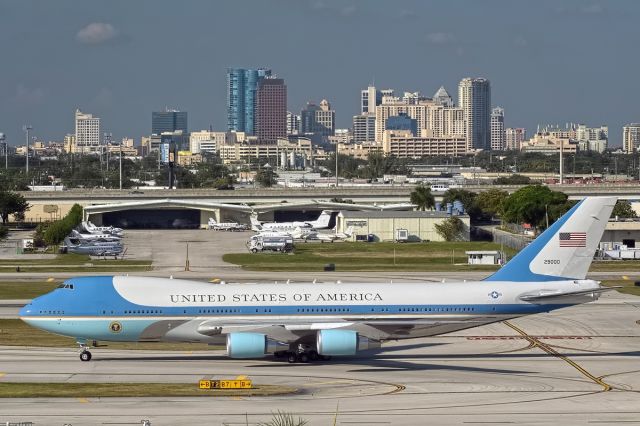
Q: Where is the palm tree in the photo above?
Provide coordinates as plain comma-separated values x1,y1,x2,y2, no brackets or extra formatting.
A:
410,185,435,211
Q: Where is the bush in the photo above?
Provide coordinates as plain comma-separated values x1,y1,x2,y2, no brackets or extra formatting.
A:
0,225,8,240
42,204,84,246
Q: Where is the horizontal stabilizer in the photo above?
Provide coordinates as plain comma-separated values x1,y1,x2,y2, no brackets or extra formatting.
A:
518,286,621,302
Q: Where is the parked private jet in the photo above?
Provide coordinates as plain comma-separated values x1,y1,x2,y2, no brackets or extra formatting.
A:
20,197,617,363
250,210,333,232
207,218,249,231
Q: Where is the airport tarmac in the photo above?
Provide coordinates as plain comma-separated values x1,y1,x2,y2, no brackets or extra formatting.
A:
1,291,639,426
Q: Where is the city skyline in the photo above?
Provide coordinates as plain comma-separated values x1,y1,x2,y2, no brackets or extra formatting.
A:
0,1,638,146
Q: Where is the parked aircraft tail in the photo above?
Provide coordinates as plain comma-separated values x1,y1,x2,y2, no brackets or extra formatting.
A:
310,210,332,229
485,196,616,282
250,216,263,232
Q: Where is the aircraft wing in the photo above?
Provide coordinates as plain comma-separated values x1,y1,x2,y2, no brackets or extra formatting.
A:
518,286,621,302
195,316,491,343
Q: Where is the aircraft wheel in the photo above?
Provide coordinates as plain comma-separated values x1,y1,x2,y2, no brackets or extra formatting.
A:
251,248,258,253
287,353,297,364
299,353,310,363
308,350,319,361
80,351,92,362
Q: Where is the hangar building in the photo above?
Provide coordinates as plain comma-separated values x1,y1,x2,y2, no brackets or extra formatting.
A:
336,210,470,242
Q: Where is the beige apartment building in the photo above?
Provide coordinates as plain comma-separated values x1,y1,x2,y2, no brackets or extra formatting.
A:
520,133,577,154
382,130,467,158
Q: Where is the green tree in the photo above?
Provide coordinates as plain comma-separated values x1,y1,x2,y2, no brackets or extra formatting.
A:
255,168,278,187
410,185,435,211
0,191,30,224
612,200,637,218
475,188,509,219
442,189,477,212
501,185,569,230
42,204,84,245
494,174,532,185
434,216,466,241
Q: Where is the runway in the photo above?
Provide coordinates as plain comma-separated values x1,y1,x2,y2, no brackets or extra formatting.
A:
1,292,639,425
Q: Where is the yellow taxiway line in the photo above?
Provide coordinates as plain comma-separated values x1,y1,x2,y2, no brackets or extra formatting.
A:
503,320,612,392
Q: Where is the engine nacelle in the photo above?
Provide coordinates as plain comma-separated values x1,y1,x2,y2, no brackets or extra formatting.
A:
316,329,380,356
226,333,288,359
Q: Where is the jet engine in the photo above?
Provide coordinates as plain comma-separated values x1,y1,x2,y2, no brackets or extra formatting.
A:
226,333,288,359
316,329,380,356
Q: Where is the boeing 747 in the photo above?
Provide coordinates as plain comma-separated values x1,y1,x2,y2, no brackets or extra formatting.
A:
20,197,616,363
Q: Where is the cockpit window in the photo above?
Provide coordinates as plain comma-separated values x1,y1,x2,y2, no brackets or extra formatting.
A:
58,284,75,289
57,284,65,288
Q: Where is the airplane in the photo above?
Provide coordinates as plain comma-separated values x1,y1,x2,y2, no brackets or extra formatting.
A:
70,229,121,243
250,210,333,232
207,218,249,231
20,197,617,364
63,237,124,256
307,226,355,242
80,221,123,236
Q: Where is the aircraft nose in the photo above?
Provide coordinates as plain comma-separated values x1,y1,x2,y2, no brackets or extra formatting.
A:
19,303,32,318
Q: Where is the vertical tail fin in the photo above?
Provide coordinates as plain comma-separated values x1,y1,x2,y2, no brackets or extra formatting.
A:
311,211,332,229
485,196,616,282
250,216,262,232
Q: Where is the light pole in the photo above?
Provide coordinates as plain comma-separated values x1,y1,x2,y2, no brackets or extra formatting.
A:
335,148,339,187
23,125,32,176
119,140,123,190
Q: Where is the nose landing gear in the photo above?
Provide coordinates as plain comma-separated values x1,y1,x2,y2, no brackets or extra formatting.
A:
77,341,93,362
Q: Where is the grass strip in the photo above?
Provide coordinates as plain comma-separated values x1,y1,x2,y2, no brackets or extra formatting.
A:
0,281,60,299
0,266,152,273
0,382,296,398
223,241,513,272
0,254,151,266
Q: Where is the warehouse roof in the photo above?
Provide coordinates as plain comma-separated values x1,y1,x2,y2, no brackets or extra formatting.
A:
339,210,468,219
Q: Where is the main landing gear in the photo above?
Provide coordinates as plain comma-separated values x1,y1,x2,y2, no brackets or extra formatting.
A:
275,345,332,364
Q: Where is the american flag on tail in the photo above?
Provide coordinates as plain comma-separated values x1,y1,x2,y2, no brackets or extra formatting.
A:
559,232,587,247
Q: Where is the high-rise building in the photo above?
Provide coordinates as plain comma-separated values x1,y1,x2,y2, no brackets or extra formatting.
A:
74,109,101,153
505,128,526,150
227,68,271,134
152,109,188,135
374,96,434,141
286,111,300,135
623,124,640,153
458,77,491,150
256,77,287,144
352,114,376,143
361,86,382,114
490,107,505,151
575,124,608,153
426,105,465,138
432,86,454,107
301,100,335,143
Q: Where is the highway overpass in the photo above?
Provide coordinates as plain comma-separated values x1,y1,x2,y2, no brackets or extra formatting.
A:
18,184,640,224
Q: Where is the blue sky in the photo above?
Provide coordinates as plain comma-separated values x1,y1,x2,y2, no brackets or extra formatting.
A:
1,0,638,147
